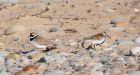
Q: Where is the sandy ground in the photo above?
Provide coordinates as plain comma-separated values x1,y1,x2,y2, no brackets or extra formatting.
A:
0,0,139,50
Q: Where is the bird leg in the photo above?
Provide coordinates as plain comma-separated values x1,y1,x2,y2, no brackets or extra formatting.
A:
86,44,96,50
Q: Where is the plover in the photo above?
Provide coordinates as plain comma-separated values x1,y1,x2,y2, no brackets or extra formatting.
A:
29,32,56,52
82,32,110,50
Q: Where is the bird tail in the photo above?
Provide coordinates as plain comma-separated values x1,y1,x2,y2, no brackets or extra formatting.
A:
43,46,57,52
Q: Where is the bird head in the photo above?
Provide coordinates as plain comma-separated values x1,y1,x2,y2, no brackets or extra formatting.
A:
29,32,38,41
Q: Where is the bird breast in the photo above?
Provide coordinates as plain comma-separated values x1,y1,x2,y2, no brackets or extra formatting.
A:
30,40,47,49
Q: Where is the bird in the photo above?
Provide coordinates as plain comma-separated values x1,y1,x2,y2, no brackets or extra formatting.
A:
29,32,56,52
82,32,110,50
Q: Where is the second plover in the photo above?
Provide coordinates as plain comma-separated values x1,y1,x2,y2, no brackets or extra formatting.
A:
29,32,56,52
82,32,110,50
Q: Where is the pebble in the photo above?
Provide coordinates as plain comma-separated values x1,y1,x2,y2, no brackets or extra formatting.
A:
7,53,21,60
4,25,25,35
5,48,14,52
115,22,128,27
129,71,140,75
109,18,128,29
0,71,9,75
31,53,46,62
6,53,21,66
41,0,50,3
21,56,31,65
134,8,139,12
130,47,140,55
124,56,136,66
37,64,46,75
91,71,104,75
22,65,37,73
14,71,30,75
107,9,115,12
0,51,9,58
44,54,67,64
110,18,126,24
91,63,105,75
68,40,79,48
0,42,5,50
103,48,113,51
53,39,64,48
37,57,46,63
116,38,133,45
49,27,61,32
0,56,5,66
133,37,140,45
44,71,62,75
91,63,104,72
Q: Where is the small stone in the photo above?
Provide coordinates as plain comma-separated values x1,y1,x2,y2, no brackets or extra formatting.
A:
110,18,125,24
49,27,61,32
0,51,8,58
68,40,79,48
134,8,139,12
6,53,21,66
129,71,140,75
0,56,5,66
0,31,4,37
114,39,134,55
44,54,67,64
12,37,19,41
0,42,5,50
0,71,9,75
5,48,14,52
103,48,113,51
133,37,140,44
31,53,46,62
44,71,62,75
37,64,46,75
21,56,31,65
109,18,129,30
14,71,30,75
53,39,64,48
115,22,128,27
107,9,115,12
91,63,103,72
4,25,25,35
37,57,46,63
64,29,77,33
91,71,104,75
130,47,140,55
125,57,136,66
22,65,37,73
41,0,50,3
7,53,21,60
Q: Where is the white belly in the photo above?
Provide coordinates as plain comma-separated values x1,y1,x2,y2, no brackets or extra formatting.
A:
30,40,47,49
91,38,105,45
